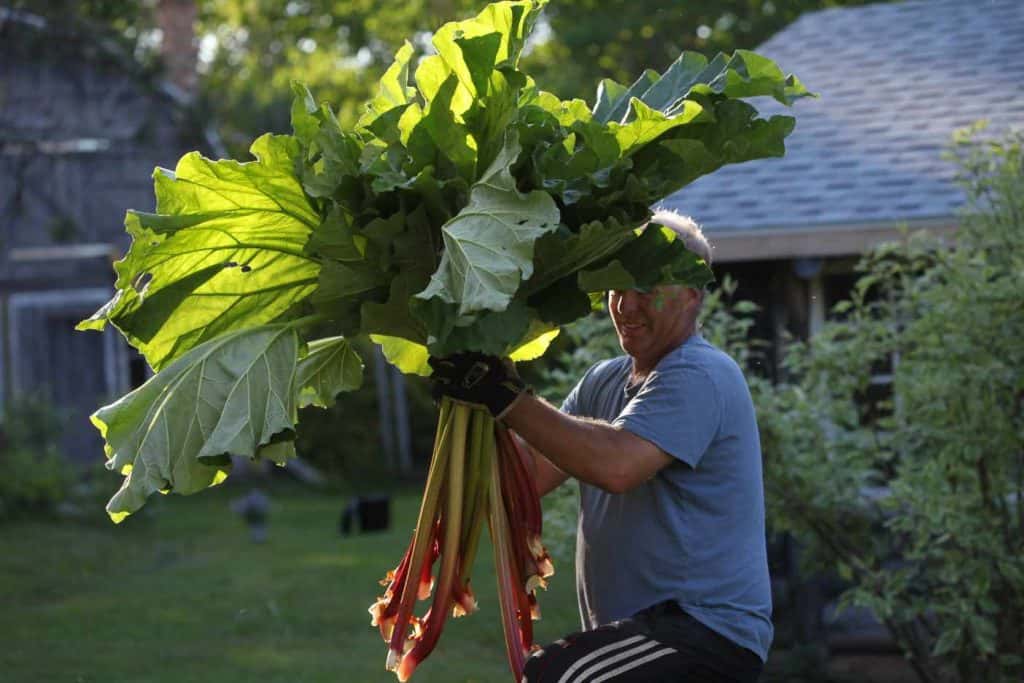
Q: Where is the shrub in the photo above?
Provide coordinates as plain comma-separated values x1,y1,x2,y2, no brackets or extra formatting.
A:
0,393,72,520
760,126,1024,682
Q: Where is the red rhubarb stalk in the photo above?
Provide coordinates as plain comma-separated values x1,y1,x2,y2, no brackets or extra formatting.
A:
487,447,531,680
395,403,470,680
382,399,457,671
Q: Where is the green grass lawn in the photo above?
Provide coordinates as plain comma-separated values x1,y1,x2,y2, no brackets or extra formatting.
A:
0,480,581,683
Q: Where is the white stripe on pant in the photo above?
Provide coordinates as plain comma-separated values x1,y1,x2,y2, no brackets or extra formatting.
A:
555,634,678,683
585,647,678,682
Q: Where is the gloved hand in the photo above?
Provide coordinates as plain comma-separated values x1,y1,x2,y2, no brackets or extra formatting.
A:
428,352,529,418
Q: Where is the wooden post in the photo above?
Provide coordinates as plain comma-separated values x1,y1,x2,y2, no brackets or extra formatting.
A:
391,366,413,475
373,347,396,469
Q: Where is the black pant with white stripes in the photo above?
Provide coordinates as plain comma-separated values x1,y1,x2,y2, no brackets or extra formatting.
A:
522,601,763,683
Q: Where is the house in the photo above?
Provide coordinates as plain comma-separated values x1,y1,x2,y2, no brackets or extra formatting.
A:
663,0,1024,365
0,2,221,462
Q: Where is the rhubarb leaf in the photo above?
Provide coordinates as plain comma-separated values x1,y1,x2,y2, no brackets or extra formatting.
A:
77,134,321,371
358,41,417,131
524,217,636,295
372,335,432,377
93,325,300,523
509,327,560,362
578,225,714,292
296,336,364,408
596,48,811,125
609,98,705,157
417,132,560,317
692,49,811,106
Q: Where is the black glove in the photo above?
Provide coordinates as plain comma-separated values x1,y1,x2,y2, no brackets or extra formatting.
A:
428,352,528,418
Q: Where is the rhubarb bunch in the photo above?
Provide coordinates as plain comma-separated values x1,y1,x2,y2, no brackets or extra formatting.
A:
370,399,552,681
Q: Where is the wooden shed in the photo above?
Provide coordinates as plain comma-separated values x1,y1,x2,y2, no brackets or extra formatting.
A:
0,5,219,462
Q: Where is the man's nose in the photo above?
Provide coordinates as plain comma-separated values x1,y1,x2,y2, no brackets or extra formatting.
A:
615,290,640,315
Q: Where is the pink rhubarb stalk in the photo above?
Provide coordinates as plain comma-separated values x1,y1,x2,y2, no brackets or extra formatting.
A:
374,400,455,670
395,403,470,680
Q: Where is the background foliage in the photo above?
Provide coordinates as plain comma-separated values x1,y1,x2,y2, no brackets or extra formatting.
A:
0,394,72,520
762,127,1024,683
16,0,879,154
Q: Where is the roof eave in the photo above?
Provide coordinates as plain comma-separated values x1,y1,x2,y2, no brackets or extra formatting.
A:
708,216,958,263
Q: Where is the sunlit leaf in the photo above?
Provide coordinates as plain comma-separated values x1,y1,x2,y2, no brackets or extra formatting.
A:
78,135,320,371
93,325,300,522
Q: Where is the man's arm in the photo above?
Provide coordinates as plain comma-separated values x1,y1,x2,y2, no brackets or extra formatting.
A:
428,352,674,493
515,435,570,496
502,393,673,494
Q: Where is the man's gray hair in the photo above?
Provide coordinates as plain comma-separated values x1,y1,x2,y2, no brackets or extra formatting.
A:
648,208,713,266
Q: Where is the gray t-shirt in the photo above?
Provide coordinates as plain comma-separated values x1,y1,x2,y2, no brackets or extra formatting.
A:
561,333,773,662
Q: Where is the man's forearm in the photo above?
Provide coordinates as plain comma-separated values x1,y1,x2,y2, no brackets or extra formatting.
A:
510,431,568,496
517,435,570,497
501,393,655,493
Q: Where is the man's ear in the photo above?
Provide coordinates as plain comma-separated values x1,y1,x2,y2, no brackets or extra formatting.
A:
684,287,703,309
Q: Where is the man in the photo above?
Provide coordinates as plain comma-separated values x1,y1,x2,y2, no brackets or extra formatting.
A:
431,210,772,682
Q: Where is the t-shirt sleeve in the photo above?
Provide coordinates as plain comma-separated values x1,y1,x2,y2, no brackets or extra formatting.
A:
612,362,722,469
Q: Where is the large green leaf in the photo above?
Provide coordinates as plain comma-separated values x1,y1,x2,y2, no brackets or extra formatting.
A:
691,50,811,106
290,81,323,149
357,41,417,131
78,135,321,371
597,68,660,125
430,0,534,97
610,98,705,157
312,261,388,310
416,132,560,317
309,260,388,337
524,217,636,295
412,66,479,182
628,100,796,201
93,325,301,523
372,335,431,377
361,271,431,343
304,205,366,262
296,336,364,408
508,323,560,361
595,48,811,125
592,77,628,123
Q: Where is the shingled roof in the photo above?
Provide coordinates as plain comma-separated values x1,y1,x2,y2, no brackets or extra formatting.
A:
661,0,1024,262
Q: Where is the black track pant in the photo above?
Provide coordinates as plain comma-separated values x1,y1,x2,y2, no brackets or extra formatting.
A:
522,601,763,683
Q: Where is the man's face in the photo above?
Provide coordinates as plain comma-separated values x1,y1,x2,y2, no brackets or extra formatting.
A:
608,285,700,372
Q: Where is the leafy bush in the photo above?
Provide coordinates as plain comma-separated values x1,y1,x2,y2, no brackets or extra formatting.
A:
0,394,72,520
759,126,1024,682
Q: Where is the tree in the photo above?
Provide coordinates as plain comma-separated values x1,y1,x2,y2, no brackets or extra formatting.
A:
522,0,878,101
18,1,886,153
193,0,484,151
